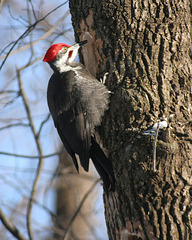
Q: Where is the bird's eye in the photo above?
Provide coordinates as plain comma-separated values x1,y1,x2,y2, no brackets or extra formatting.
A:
62,47,68,52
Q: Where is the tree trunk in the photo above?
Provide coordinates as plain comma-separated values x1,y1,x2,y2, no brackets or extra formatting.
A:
69,0,192,239
53,148,97,240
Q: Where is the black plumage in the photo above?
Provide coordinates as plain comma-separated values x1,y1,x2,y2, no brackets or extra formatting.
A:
44,42,115,190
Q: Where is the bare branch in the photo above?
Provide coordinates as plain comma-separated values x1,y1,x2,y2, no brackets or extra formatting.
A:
37,114,51,139
28,0,37,21
17,68,44,240
0,1,68,70
0,13,70,61
0,151,60,159
0,207,28,240
0,123,30,131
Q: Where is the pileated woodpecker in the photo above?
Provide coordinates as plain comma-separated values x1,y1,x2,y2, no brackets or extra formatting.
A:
43,40,115,190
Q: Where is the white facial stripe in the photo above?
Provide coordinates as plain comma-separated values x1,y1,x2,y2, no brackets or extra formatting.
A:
68,46,80,63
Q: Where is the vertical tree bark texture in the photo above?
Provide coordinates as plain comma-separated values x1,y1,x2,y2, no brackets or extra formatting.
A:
69,0,192,239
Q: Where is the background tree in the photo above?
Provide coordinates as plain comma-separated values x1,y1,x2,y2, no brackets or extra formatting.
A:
69,0,192,239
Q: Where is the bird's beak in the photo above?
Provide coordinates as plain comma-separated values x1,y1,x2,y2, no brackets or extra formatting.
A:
78,40,88,47
69,40,88,51
67,40,88,62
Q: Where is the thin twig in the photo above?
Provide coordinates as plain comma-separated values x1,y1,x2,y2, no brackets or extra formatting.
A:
0,15,69,62
0,123,29,131
0,1,68,70
37,113,51,138
0,207,28,240
18,56,43,71
26,0,35,65
153,121,160,172
63,180,99,240
0,90,18,93
0,24,35,70
17,68,44,240
29,0,37,21
0,151,60,159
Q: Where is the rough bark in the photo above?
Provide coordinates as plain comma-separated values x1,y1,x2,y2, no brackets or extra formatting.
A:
69,0,192,239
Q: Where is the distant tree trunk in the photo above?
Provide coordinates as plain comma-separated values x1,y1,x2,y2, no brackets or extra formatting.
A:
69,0,192,239
54,148,95,240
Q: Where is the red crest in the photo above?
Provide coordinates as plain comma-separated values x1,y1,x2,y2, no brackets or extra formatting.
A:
43,43,71,63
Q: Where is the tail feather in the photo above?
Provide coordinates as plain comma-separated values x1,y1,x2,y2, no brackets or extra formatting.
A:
90,137,115,191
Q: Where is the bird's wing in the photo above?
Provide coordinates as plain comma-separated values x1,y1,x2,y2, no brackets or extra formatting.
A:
56,101,92,172
47,71,92,172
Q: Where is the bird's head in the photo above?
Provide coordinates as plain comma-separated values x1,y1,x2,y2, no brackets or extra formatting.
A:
43,40,87,71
